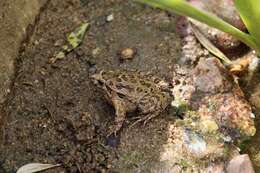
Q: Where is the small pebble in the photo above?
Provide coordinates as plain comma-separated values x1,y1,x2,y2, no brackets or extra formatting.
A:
54,39,64,47
92,47,101,57
106,135,120,148
106,14,114,22
88,65,97,75
119,48,136,60
226,154,255,173
250,113,255,119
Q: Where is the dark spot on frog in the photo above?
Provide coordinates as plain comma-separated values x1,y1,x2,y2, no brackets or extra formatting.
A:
116,83,124,90
153,78,161,84
174,79,181,85
121,74,128,81
116,78,122,82
129,77,137,83
108,80,113,86
117,93,125,99
136,87,143,92
139,80,145,85
140,80,152,88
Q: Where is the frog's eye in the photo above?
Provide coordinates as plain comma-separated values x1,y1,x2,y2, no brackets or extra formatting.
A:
137,87,143,92
94,79,103,86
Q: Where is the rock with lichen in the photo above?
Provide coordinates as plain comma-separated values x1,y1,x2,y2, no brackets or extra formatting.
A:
191,58,255,138
172,57,255,138
157,122,239,173
168,57,256,171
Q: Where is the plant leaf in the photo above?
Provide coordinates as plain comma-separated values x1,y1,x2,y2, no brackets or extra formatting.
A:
49,22,89,64
17,163,61,173
67,22,89,49
136,0,258,51
234,0,260,48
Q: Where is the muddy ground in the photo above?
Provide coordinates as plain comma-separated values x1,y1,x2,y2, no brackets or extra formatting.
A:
1,0,260,172
243,72,260,173
0,0,181,172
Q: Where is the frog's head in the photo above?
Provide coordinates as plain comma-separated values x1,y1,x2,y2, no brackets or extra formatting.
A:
90,71,106,88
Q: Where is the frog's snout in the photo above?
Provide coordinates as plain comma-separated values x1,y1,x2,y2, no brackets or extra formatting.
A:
90,73,104,86
90,73,99,80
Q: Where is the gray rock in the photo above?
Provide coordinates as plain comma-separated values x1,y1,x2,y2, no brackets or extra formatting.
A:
226,154,255,173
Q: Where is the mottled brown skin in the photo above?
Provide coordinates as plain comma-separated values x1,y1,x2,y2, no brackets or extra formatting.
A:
91,70,170,136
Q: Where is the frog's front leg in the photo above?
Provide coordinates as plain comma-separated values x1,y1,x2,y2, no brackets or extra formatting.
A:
107,94,127,137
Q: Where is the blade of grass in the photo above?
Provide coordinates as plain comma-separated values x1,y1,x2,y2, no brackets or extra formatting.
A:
135,0,258,51
235,0,260,48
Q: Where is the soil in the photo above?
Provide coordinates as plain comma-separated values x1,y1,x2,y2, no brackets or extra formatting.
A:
242,71,260,173
0,0,181,172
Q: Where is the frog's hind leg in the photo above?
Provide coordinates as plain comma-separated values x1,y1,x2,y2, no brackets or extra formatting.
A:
107,95,127,137
143,111,160,125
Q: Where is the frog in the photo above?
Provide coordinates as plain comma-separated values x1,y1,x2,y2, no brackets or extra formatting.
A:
91,69,171,136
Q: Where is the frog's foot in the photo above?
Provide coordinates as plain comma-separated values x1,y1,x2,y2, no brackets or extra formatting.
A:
130,113,159,128
143,113,159,125
106,125,117,137
106,122,123,137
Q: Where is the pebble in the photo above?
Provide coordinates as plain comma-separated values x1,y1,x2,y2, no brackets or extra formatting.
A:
106,135,120,148
106,14,114,22
119,48,136,60
92,47,101,57
226,154,255,173
54,39,64,47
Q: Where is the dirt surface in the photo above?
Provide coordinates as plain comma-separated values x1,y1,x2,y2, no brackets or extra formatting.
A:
1,0,260,172
0,0,181,172
242,71,260,172
0,0,48,104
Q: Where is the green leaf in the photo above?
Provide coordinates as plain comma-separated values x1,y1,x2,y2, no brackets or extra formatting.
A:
235,0,260,48
136,0,258,51
67,22,89,49
49,22,90,63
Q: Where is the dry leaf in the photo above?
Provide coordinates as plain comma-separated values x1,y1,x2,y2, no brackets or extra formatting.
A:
17,163,61,173
189,19,232,65
229,52,259,86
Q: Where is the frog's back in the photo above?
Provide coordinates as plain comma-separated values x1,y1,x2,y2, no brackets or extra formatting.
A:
102,70,162,97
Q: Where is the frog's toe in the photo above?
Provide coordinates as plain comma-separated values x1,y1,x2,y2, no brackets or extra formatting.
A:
106,123,123,137
106,127,117,137
143,113,158,125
